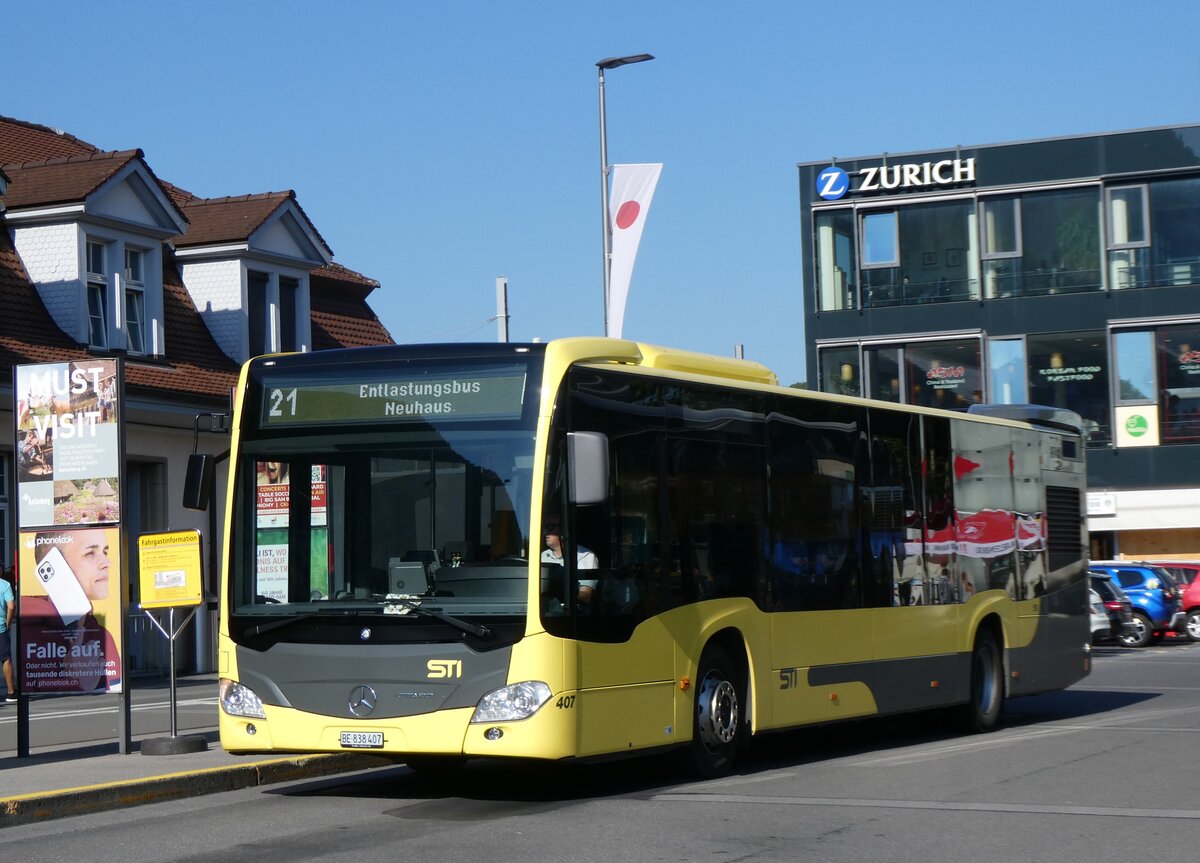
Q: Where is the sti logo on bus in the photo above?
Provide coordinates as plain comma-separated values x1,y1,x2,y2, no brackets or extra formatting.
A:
817,166,849,200
427,659,463,679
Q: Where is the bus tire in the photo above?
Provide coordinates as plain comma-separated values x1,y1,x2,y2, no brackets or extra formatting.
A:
689,645,742,777
964,629,1004,733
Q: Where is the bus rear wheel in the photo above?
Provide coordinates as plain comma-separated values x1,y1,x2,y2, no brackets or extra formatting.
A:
689,646,741,777
964,629,1004,733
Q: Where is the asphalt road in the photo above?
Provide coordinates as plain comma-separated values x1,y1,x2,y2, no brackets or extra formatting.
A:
3,639,1199,861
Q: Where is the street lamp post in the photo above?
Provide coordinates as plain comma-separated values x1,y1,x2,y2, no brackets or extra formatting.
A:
597,53,653,337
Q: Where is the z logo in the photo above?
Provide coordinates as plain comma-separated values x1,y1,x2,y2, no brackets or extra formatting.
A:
427,659,463,679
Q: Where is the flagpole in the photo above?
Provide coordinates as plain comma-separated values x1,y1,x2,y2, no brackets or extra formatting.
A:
596,54,653,338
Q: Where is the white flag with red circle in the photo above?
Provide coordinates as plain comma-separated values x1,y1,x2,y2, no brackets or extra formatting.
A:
608,163,662,338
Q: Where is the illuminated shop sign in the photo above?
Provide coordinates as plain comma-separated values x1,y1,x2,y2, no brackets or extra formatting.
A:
817,158,976,201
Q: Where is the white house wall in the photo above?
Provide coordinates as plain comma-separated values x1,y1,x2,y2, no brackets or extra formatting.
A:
179,259,245,362
12,223,80,337
256,214,311,259
91,179,160,227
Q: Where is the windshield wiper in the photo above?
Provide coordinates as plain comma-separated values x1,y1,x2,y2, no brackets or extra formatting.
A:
244,611,339,638
387,599,492,639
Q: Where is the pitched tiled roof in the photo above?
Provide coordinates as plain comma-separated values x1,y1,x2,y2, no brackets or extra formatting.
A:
0,115,390,404
311,262,379,298
0,216,237,402
0,116,98,164
310,264,393,349
176,191,332,256
2,150,141,209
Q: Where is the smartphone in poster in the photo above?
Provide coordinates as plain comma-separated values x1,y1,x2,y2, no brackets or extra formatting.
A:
18,527,123,694
14,359,121,528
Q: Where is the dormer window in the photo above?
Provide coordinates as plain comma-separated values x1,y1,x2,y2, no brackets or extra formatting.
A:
124,248,146,354
86,240,109,348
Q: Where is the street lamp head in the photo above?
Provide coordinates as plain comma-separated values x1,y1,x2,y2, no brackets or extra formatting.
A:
597,54,654,70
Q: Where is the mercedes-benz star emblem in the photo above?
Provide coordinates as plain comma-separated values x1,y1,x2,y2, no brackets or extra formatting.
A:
359,627,372,641
348,684,378,717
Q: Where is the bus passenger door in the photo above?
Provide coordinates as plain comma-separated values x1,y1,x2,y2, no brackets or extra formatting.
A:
568,430,677,757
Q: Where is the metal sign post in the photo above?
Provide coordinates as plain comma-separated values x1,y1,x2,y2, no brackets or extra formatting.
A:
139,605,203,751
137,529,207,755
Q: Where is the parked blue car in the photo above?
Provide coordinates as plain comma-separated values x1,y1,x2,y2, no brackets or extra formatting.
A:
1088,562,1184,647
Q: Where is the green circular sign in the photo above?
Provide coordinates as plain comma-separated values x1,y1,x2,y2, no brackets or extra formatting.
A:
1125,414,1149,437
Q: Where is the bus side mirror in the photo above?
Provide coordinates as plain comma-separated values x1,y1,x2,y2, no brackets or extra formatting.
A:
183,453,215,511
568,432,608,505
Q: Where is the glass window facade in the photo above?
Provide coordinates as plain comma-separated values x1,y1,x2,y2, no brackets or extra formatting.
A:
905,339,982,410
815,210,857,311
1026,332,1110,444
1159,323,1200,443
820,339,981,411
987,338,1027,404
820,345,861,397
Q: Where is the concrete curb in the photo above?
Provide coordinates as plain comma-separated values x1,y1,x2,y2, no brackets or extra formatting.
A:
0,753,388,828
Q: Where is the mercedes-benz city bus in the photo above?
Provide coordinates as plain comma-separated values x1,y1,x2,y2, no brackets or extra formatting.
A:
198,338,1089,776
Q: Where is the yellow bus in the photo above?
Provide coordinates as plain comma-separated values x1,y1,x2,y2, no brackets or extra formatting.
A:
200,337,1089,776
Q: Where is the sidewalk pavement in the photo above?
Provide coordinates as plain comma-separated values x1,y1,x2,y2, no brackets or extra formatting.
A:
0,679,394,828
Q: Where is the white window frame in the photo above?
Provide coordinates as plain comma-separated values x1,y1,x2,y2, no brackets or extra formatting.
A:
859,210,899,268
86,239,109,348
978,196,1023,260
1105,185,1150,250
123,247,146,355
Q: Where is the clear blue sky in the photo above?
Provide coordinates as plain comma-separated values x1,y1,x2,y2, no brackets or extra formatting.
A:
8,1,1199,385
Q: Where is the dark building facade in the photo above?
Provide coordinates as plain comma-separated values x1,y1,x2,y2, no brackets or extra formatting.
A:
798,123,1200,559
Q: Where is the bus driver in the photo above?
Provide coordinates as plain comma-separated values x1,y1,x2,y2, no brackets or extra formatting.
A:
541,523,598,603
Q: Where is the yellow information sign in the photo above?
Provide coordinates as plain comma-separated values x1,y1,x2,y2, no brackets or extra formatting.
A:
138,529,203,608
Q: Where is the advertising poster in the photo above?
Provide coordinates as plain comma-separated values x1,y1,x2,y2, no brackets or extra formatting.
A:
255,462,328,601
18,526,123,694
15,360,121,529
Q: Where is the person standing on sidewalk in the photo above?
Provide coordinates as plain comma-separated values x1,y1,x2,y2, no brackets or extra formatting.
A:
0,570,15,702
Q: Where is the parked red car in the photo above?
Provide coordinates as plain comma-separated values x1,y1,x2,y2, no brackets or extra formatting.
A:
1143,562,1200,642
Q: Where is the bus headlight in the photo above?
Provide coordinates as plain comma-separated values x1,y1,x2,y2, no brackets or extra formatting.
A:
219,678,266,719
470,681,552,723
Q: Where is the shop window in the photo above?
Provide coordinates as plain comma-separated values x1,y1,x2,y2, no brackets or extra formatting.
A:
814,209,857,311
905,339,981,411
865,345,903,403
1026,332,1109,444
987,338,1027,404
819,346,861,397
1156,324,1200,444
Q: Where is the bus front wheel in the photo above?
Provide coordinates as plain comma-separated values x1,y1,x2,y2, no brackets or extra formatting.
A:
689,646,741,777
964,629,1004,733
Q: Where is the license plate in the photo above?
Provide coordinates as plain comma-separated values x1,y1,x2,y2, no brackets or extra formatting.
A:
340,731,384,749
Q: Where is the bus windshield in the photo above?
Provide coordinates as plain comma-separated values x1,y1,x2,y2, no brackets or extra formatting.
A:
226,348,544,640
230,428,537,630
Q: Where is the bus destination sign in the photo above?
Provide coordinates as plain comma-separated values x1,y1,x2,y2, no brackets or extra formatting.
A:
260,369,528,426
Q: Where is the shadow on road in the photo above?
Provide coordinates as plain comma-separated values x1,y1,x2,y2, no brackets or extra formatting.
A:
276,684,1158,814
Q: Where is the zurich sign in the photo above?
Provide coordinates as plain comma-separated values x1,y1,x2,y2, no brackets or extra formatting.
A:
817,166,849,201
